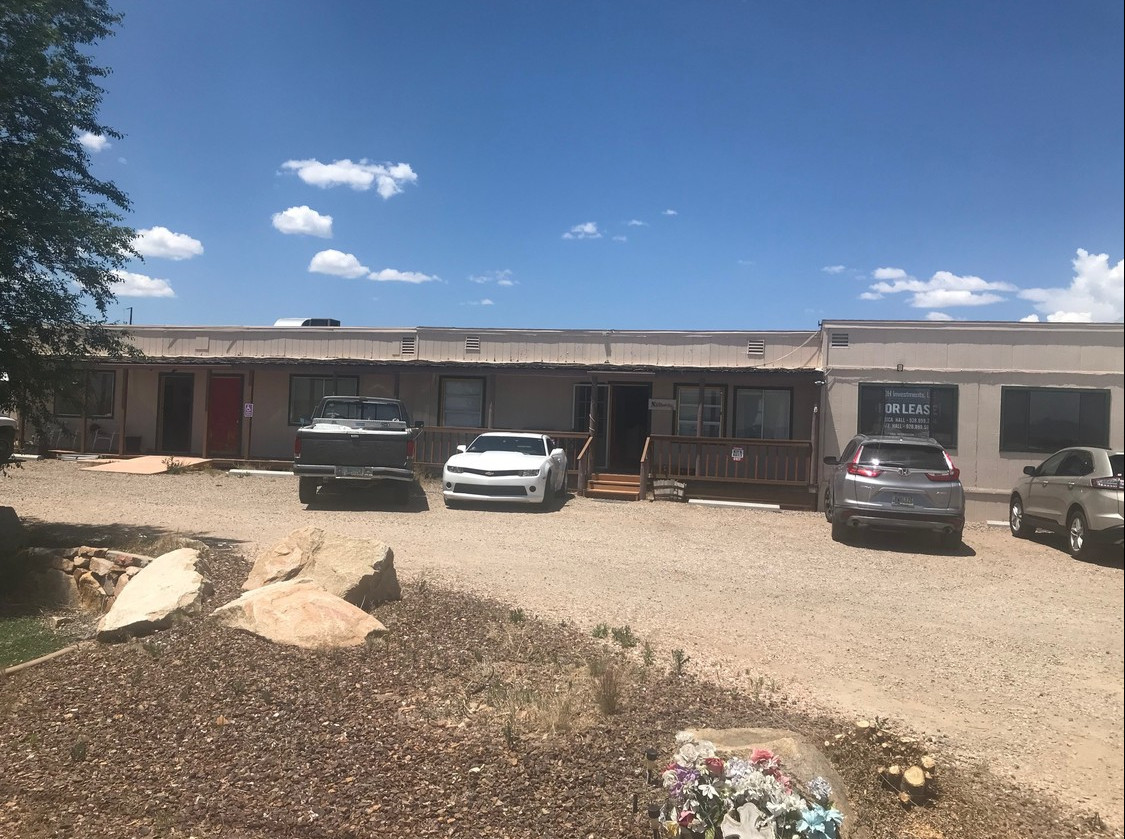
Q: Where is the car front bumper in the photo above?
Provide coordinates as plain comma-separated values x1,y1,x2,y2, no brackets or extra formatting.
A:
442,471,547,503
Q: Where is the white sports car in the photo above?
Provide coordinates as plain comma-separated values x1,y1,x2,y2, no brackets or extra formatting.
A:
442,432,567,506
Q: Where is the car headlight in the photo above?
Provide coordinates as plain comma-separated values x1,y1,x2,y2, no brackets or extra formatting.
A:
518,469,540,477
446,465,464,474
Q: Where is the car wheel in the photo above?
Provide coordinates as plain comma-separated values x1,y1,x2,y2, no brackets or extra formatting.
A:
540,473,554,507
298,477,319,505
1009,495,1034,538
823,489,833,523
1066,509,1090,558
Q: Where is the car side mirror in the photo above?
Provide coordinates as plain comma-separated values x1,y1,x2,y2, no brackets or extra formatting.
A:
1023,465,1037,476
455,444,467,453
550,448,565,457
823,456,838,465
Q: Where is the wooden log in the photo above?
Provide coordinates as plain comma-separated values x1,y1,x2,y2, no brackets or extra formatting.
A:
898,791,913,808
855,719,873,737
902,765,928,799
885,765,902,789
920,755,937,773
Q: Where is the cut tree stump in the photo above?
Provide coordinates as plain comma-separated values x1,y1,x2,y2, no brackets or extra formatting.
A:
902,765,928,800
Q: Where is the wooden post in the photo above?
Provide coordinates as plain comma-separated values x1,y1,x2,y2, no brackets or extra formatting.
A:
246,369,255,460
117,367,129,457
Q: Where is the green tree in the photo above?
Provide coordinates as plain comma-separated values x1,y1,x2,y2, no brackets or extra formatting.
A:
0,0,137,445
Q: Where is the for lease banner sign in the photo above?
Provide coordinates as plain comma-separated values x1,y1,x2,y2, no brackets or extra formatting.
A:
882,388,931,437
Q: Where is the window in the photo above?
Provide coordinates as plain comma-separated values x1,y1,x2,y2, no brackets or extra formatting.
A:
1000,387,1110,453
54,370,115,418
288,375,358,425
440,377,485,427
675,385,724,437
733,388,791,439
858,384,959,448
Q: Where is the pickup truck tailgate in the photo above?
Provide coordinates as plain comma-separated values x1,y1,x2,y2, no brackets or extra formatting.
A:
297,427,411,469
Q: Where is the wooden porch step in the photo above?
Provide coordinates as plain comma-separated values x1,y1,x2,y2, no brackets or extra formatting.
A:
585,472,641,501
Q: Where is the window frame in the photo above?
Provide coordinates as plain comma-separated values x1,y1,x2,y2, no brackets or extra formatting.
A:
673,384,726,437
732,386,793,440
287,374,359,426
439,376,486,428
999,386,1111,453
857,383,959,449
53,370,116,419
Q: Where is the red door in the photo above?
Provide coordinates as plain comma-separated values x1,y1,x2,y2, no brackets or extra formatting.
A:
207,375,243,457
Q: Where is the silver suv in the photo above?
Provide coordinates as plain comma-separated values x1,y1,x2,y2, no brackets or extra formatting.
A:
823,435,965,548
1009,447,1124,558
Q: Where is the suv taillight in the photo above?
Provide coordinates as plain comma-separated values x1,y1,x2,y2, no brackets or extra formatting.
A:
925,452,959,482
847,448,882,478
1092,476,1124,490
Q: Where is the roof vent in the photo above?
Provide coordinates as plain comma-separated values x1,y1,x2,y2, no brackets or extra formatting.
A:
746,339,765,357
400,336,416,356
830,332,850,348
465,336,481,353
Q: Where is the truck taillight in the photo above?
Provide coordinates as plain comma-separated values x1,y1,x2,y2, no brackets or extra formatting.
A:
406,439,415,458
294,437,301,457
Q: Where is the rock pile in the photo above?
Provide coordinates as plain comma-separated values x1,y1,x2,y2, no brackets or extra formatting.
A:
9,545,155,613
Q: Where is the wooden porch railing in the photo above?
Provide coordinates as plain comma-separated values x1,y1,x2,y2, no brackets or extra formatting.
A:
641,435,813,498
575,435,595,495
415,426,590,487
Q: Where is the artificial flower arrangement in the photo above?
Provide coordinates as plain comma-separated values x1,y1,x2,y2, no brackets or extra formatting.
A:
656,733,844,839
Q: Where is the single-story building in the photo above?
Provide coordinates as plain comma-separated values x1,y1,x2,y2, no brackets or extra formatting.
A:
20,319,1124,521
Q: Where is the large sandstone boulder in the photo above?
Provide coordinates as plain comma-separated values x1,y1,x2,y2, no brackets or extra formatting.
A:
687,727,854,837
212,578,388,649
96,548,213,642
243,526,400,608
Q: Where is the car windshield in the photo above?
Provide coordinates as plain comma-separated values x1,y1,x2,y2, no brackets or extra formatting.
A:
1110,454,1124,476
466,436,546,456
857,442,949,470
320,400,403,422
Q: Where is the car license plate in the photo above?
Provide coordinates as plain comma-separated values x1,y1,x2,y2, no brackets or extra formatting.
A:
892,494,915,507
336,466,373,478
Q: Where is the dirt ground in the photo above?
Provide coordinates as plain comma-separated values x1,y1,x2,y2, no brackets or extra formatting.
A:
4,459,1123,829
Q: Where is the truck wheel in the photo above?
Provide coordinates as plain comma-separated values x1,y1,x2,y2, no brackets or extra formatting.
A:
298,477,319,505
0,429,14,464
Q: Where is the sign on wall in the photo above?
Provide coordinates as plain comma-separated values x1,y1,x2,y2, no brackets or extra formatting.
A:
880,388,930,437
243,402,254,418
648,398,676,411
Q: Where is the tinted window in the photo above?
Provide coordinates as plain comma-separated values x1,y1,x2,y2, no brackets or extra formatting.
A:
319,400,403,422
857,442,949,470
1108,455,1123,477
1000,387,1110,453
467,436,546,455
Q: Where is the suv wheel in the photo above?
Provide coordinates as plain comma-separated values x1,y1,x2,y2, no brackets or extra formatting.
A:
939,530,963,550
1009,495,1034,538
1066,509,1089,558
823,489,833,523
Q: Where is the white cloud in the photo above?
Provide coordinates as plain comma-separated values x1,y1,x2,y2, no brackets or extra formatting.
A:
612,235,627,242
822,265,846,275
562,222,601,240
469,270,516,286
864,268,1015,308
925,311,955,321
271,205,333,238
77,131,110,152
111,270,175,298
1019,314,1040,322
369,268,438,284
281,158,417,198
308,249,369,278
1018,248,1124,323
626,219,648,227
662,209,678,216
132,226,204,260
464,298,495,306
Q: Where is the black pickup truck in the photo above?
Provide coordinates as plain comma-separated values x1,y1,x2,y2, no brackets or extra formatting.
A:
293,396,423,505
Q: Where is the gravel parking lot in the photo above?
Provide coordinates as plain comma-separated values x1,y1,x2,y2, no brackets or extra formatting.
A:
4,458,1123,828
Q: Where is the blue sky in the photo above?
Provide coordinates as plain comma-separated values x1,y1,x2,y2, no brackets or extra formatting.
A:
83,0,1124,329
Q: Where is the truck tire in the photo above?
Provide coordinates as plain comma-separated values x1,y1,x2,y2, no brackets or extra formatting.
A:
0,428,13,464
298,477,319,505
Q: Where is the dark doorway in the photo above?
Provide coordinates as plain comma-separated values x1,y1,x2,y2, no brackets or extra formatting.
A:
608,383,651,471
207,374,243,457
158,373,194,453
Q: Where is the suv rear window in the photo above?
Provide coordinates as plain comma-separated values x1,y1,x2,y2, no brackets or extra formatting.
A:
857,442,949,470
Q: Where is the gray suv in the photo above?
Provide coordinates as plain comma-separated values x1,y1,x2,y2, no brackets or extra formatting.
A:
1009,447,1124,558
823,435,965,548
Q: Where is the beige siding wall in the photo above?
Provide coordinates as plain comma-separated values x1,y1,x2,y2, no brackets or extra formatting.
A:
819,322,1125,521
